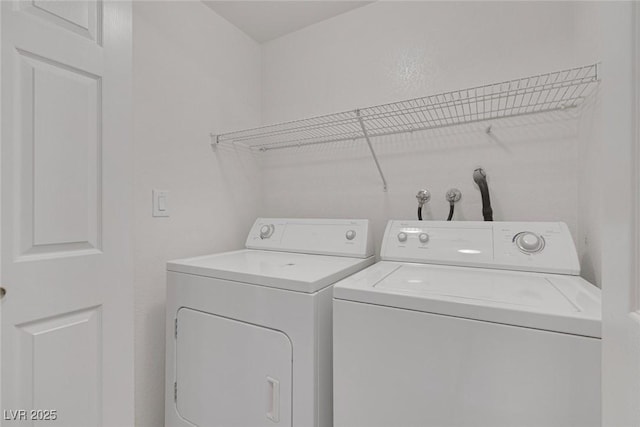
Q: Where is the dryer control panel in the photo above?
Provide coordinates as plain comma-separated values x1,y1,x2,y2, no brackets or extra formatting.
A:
246,218,374,259
381,221,580,275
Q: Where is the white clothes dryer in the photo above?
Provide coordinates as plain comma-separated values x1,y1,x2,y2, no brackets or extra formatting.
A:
165,218,374,427
333,220,601,427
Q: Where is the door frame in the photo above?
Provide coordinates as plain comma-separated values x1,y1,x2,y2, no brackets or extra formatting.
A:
634,0,640,314
601,2,640,426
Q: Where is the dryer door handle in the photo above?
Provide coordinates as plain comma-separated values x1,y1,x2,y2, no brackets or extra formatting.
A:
266,376,280,423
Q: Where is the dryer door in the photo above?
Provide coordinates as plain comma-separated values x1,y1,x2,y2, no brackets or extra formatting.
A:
175,308,292,427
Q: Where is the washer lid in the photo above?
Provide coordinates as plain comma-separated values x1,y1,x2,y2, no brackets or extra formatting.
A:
333,261,601,337
168,249,375,293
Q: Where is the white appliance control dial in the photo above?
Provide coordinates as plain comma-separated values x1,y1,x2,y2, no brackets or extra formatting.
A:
418,233,429,244
514,232,545,253
397,232,408,243
260,224,275,239
346,230,356,240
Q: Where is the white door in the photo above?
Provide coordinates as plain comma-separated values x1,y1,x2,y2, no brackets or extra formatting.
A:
0,1,133,426
175,309,293,427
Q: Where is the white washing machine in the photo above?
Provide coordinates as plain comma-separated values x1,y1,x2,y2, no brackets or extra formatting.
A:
333,220,601,427
165,218,374,427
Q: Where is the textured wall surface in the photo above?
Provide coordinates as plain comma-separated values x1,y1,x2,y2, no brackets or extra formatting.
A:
133,1,610,424
574,2,603,287
133,3,261,426
260,1,597,279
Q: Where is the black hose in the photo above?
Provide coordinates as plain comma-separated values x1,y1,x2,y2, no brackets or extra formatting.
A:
478,180,493,221
447,203,454,221
473,168,493,221
476,181,493,221
416,190,430,221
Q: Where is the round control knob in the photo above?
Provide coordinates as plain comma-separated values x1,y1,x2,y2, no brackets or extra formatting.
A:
397,232,408,243
345,230,356,241
260,224,274,239
514,232,545,253
418,233,429,244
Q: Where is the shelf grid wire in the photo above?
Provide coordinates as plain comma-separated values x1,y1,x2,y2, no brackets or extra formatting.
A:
215,63,598,152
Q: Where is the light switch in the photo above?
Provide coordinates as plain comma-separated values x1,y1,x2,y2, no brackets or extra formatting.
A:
158,195,166,211
152,189,169,217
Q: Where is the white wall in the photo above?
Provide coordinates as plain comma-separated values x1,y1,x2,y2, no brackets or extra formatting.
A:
133,3,261,426
574,3,604,287
260,1,598,280
131,1,613,424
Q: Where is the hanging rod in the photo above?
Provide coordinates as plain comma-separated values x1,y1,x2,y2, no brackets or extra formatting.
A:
212,63,599,189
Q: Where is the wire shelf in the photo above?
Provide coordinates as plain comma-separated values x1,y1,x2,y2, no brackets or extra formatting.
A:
214,63,599,152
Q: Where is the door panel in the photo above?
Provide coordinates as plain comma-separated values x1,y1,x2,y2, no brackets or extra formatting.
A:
176,308,293,427
19,1,101,43
17,49,101,256
17,307,101,427
1,1,133,426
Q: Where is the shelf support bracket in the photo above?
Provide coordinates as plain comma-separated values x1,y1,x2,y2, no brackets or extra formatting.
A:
356,109,388,191
210,133,218,151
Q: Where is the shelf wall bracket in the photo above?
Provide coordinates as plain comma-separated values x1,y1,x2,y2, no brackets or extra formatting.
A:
356,109,388,192
210,133,218,151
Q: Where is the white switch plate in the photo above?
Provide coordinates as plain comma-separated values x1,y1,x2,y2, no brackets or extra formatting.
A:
152,189,169,217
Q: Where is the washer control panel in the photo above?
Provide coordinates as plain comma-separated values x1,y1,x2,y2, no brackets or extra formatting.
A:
381,220,580,275
246,218,374,258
